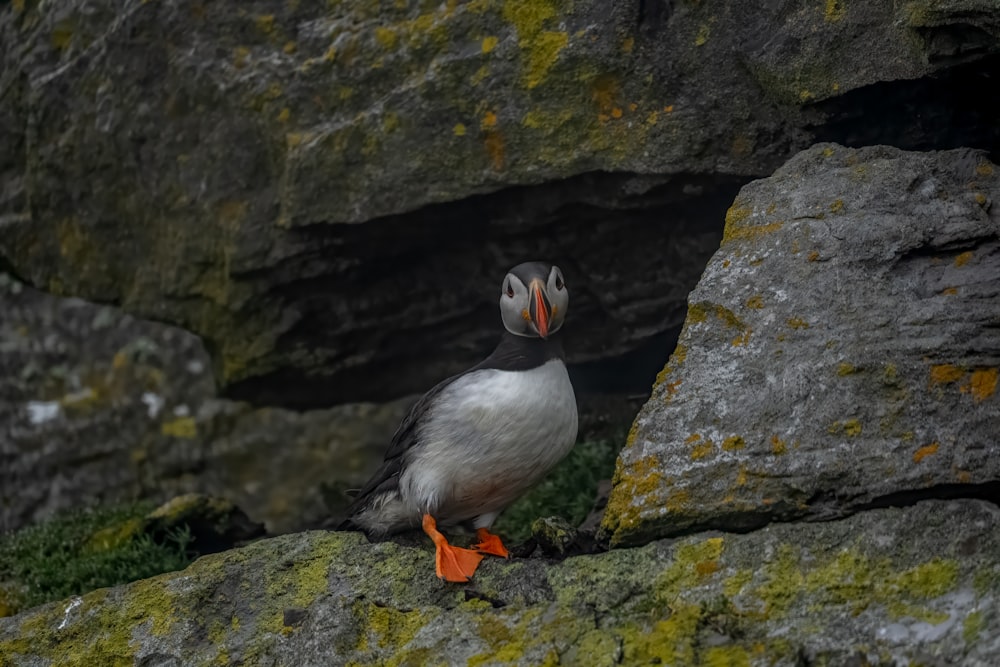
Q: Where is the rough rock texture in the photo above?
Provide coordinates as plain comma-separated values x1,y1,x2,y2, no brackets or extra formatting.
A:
602,144,1000,547
2,1,999,406
2,499,999,666
0,273,411,534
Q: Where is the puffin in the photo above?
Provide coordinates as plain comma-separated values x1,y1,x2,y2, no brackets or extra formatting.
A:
341,261,579,582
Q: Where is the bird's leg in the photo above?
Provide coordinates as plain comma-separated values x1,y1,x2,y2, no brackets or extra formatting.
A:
472,527,510,558
422,514,483,582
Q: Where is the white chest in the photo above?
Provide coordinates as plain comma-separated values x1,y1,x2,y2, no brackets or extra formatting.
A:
401,359,578,520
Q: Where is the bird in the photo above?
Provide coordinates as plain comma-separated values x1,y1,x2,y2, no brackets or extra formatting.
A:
340,261,579,582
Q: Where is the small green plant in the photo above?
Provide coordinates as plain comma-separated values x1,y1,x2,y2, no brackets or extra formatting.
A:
494,436,622,543
0,502,193,614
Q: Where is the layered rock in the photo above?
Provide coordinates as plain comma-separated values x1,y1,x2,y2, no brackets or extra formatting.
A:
2,1,998,405
602,144,1000,547
0,274,410,534
2,499,999,666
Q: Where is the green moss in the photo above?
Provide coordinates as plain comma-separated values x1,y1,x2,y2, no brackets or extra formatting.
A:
468,606,578,667
963,610,985,644
618,601,702,664
751,545,960,622
893,559,959,598
355,600,434,652
493,435,622,542
702,645,752,667
0,573,183,666
723,569,753,598
655,538,726,604
0,502,192,615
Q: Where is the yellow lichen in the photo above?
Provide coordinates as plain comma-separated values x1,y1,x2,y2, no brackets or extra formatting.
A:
786,317,810,330
374,26,398,49
722,436,745,451
255,14,275,34
745,295,764,310
502,1,568,89
690,442,713,460
481,35,498,53
233,46,251,68
694,24,710,46
954,251,973,267
837,362,857,376
160,417,197,439
824,0,845,22
770,436,787,455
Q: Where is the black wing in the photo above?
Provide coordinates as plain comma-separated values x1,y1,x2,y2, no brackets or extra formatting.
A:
340,371,467,523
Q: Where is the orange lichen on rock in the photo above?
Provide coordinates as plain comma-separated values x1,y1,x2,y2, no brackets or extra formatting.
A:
913,442,939,463
929,364,965,385
664,379,682,402
483,131,505,170
964,368,998,402
954,251,973,267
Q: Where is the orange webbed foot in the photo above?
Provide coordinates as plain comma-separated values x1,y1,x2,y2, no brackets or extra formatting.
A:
472,528,509,558
422,514,484,582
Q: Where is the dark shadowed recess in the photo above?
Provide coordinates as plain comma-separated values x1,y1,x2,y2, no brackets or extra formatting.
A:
225,56,1000,410
813,53,1000,162
224,172,744,408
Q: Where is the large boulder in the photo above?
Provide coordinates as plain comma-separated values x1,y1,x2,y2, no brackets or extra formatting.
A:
601,144,1000,547
0,273,410,534
2,1,998,406
2,499,999,665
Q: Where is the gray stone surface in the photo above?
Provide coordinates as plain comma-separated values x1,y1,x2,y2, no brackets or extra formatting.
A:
602,144,1000,547
2,499,999,666
2,1,997,405
0,273,411,534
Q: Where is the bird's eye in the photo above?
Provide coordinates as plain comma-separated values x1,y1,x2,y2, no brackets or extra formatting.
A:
505,281,514,298
555,273,564,291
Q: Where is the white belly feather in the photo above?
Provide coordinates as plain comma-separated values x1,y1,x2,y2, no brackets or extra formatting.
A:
399,359,578,524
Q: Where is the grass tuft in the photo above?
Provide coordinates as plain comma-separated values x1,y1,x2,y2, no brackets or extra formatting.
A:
494,436,622,543
0,502,193,614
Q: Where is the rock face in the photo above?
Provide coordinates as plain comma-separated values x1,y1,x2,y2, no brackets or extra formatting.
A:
2,1,999,406
601,144,1000,547
0,273,411,534
2,499,999,665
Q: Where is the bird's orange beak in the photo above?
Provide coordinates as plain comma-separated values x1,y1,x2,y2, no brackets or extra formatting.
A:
528,280,551,339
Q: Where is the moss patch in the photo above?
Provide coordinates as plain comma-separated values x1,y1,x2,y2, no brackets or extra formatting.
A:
493,436,622,543
0,503,192,616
